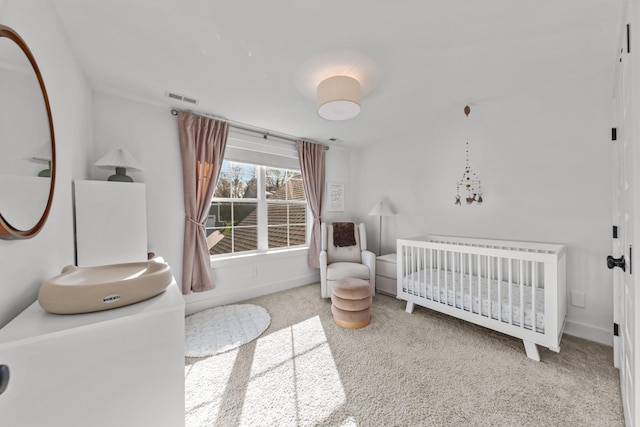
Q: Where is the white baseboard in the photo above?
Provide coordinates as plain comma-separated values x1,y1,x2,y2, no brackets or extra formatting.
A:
564,319,612,346
184,273,319,315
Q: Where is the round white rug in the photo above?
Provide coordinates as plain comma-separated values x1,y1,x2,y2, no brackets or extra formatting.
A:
185,304,271,357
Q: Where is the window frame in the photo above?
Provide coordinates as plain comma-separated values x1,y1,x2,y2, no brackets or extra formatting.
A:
209,160,309,258
264,170,308,251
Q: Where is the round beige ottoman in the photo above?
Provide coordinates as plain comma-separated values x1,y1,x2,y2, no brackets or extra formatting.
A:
331,277,372,329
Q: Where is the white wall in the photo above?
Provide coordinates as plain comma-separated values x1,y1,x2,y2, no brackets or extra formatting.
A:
92,92,356,312
91,90,615,342
354,96,614,344
0,0,93,328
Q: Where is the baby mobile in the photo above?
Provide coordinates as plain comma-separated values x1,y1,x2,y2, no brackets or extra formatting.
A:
454,105,483,205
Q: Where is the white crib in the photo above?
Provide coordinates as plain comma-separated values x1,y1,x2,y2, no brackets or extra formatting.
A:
397,235,567,361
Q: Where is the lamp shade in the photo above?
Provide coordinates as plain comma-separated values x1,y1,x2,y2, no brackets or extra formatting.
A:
368,201,395,216
94,148,143,182
317,75,361,121
25,143,52,177
25,143,51,164
94,148,143,171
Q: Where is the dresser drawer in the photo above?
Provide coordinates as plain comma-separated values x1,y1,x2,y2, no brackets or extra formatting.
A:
376,275,397,296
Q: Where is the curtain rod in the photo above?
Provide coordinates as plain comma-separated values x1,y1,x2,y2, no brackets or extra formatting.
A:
170,108,329,150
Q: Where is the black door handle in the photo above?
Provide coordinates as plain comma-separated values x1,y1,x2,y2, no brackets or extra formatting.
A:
0,365,8,395
607,255,626,272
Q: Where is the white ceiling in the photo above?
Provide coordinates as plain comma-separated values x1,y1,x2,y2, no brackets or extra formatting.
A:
51,0,625,148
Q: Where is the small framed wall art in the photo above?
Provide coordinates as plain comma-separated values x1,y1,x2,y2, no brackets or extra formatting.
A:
326,181,345,212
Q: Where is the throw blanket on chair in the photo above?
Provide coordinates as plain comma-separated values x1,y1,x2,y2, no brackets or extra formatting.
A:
333,222,357,247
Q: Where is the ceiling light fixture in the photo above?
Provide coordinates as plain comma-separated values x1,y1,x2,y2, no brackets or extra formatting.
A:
317,75,361,121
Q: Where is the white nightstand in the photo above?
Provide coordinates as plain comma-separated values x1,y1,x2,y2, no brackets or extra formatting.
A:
376,253,397,296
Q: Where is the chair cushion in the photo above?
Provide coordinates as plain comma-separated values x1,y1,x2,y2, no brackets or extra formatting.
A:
327,224,361,264
326,262,369,281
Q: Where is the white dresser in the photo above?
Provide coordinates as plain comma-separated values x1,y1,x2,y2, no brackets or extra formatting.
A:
0,282,185,427
376,253,397,296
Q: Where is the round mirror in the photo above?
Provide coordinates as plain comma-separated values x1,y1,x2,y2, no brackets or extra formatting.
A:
0,25,55,240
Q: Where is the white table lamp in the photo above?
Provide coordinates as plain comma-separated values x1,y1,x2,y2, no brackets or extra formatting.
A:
25,143,52,177
94,148,143,182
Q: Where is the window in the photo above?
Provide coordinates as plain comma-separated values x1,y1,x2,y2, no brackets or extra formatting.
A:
266,167,307,250
207,160,307,256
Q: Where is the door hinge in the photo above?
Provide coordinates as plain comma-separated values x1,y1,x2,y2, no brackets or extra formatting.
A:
614,323,619,337
612,128,617,141
627,24,631,53
630,245,633,275
613,225,618,238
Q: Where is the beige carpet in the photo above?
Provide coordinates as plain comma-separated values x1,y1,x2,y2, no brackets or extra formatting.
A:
185,283,624,426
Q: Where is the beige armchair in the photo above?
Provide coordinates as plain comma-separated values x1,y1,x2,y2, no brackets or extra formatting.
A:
319,222,376,298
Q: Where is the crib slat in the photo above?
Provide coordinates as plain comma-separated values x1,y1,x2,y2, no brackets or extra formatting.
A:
406,245,411,294
423,247,427,298
429,249,434,300
401,244,405,293
497,257,502,322
402,245,406,293
407,247,416,295
416,247,420,296
519,259,525,329
508,260,513,326
487,255,491,318
451,251,456,308
444,250,449,306
410,245,414,295
403,244,407,293
532,262,537,332
416,246,420,296
468,252,472,313
459,252,463,309
434,249,438,302
444,250,448,305
476,253,481,315
411,248,419,295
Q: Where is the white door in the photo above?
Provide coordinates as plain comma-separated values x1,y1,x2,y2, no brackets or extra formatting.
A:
613,10,640,427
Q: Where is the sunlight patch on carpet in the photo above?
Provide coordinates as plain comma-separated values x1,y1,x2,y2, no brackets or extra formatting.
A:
185,348,238,424
241,316,345,426
184,314,346,426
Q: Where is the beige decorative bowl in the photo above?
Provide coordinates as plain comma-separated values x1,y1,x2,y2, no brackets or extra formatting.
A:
38,259,173,314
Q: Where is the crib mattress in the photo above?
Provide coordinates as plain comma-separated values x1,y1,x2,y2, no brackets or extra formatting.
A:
402,269,545,333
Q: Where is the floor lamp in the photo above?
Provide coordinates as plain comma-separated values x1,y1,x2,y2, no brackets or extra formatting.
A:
368,201,395,256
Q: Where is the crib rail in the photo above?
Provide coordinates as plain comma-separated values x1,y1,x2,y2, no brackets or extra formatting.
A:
397,235,566,358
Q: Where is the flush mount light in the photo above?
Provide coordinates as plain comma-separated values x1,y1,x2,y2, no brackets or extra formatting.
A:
317,75,361,121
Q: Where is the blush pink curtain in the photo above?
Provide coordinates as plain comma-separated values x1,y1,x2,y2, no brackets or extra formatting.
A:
177,112,229,294
296,140,325,268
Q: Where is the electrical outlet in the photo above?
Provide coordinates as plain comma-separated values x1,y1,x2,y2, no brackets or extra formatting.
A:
570,291,585,308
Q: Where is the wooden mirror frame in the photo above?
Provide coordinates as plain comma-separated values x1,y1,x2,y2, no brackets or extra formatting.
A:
0,25,56,240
